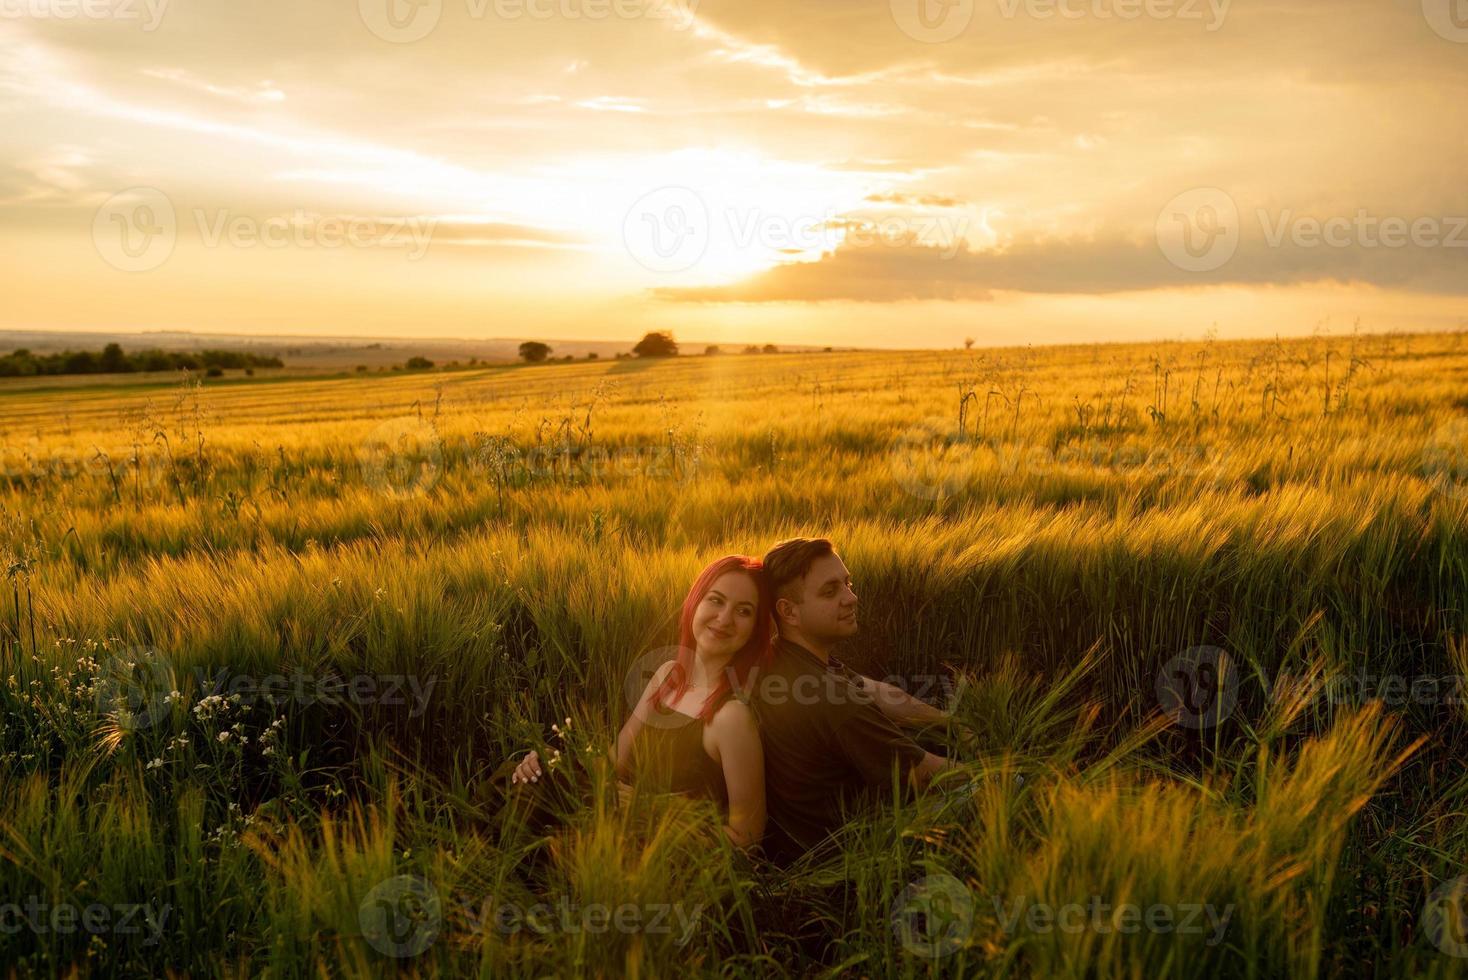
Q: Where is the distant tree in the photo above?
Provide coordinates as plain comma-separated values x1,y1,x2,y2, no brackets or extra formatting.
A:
205,366,224,378
762,344,778,354
100,342,131,373
964,337,975,350
405,356,434,370
587,352,599,360
824,346,833,352
136,349,171,372
519,341,552,363
356,364,368,372
562,355,574,361
633,332,679,358
62,350,97,373
743,345,760,354
705,345,722,356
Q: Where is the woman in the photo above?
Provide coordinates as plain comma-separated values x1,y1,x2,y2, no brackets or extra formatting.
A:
511,555,773,849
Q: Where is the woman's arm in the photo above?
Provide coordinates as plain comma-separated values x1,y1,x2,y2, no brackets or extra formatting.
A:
708,699,765,849
614,662,676,781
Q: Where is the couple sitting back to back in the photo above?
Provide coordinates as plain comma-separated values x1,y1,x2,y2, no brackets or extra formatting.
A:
511,537,954,862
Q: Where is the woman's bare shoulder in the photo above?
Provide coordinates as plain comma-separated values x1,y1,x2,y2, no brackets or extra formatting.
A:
708,697,760,739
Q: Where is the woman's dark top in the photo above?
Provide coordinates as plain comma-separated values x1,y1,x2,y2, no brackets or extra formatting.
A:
629,701,728,808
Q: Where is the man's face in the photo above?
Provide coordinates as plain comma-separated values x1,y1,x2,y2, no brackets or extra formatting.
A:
780,552,858,642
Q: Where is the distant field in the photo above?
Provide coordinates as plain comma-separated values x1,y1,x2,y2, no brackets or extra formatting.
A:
2,331,1467,977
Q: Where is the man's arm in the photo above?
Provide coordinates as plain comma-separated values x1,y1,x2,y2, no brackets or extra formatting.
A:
907,749,952,790
835,697,953,793
860,676,951,728
857,675,978,757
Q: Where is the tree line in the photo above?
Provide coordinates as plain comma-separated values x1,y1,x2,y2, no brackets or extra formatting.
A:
518,332,804,363
0,344,284,378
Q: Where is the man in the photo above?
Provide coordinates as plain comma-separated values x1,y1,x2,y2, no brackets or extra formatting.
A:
750,537,955,863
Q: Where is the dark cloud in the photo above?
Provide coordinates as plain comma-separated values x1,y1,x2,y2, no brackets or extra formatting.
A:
655,226,1468,303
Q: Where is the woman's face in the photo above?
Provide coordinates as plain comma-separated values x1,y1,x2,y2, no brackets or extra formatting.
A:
691,570,760,659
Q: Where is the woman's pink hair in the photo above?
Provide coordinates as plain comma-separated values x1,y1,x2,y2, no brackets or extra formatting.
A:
652,555,774,722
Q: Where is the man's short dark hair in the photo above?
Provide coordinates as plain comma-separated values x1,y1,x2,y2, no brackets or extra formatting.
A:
762,537,835,603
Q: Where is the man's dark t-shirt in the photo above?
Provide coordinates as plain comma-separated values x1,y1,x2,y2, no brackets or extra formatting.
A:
749,637,927,861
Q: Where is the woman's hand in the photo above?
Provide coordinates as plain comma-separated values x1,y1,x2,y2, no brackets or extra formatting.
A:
510,750,542,785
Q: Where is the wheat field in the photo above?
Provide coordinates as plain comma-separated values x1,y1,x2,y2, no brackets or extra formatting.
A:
2,330,1467,977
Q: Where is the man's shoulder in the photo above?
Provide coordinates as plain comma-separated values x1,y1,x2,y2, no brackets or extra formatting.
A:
750,640,876,726
766,639,823,675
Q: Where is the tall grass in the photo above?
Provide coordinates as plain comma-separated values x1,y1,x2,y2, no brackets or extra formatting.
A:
0,330,1465,975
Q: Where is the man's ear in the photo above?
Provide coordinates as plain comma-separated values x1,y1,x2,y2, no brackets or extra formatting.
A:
774,596,799,628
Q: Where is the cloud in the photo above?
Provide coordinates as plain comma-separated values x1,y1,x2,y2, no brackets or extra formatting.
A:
654,225,1468,303
421,220,587,249
140,67,286,104
689,0,1467,85
866,191,965,208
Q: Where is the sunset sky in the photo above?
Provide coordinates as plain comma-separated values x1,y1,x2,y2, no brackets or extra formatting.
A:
2,0,1465,348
